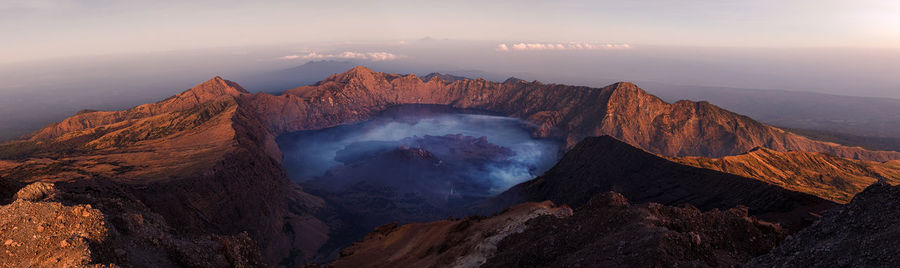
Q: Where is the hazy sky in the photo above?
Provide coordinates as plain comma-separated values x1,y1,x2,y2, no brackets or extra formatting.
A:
3,0,900,63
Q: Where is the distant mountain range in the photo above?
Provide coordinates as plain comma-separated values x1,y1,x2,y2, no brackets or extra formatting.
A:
642,82,900,139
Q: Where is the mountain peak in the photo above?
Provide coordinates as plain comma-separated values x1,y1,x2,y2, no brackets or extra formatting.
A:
324,66,379,84
603,81,661,105
421,72,468,83
503,77,525,84
190,76,249,97
347,65,375,74
611,81,639,90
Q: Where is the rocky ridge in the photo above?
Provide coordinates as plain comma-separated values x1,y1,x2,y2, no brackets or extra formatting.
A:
0,77,326,266
673,147,900,203
242,66,900,161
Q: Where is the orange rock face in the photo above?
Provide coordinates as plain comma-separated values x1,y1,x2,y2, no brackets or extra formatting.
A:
673,147,900,203
245,66,900,161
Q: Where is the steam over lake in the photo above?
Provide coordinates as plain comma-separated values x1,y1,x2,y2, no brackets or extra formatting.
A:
277,105,562,195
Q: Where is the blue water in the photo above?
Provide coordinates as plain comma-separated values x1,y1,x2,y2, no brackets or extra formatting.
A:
276,105,562,194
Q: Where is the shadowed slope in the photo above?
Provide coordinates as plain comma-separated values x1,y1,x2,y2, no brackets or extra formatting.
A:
330,201,573,268
747,182,900,267
485,192,786,267
482,136,837,230
332,192,787,268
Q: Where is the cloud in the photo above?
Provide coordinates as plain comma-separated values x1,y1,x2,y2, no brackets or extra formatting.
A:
0,0,66,11
279,51,402,61
497,42,631,51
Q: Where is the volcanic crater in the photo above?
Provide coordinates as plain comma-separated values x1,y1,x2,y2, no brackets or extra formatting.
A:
2,66,899,266
275,104,563,258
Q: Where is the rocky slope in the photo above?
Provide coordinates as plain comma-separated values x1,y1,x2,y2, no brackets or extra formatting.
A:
244,66,900,161
485,192,786,267
332,191,787,267
0,77,327,266
746,182,900,267
0,182,262,267
330,201,574,268
483,136,837,231
673,147,900,203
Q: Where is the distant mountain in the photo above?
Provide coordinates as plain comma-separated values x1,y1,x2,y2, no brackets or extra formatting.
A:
235,60,358,93
502,77,525,84
784,127,900,152
643,82,900,139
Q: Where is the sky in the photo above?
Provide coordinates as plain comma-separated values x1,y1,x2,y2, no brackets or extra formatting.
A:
2,0,900,140
3,0,900,63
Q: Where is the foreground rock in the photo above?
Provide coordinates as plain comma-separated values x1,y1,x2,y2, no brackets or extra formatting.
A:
746,182,900,267
331,201,573,268
0,183,262,267
486,192,785,267
333,192,785,267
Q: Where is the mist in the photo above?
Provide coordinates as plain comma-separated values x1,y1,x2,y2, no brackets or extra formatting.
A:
277,105,562,196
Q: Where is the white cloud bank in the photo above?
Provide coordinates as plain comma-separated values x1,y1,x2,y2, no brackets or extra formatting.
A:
280,51,402,61
496,42,631,51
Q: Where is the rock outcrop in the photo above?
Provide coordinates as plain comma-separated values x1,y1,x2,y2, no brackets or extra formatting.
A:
0,182,263,267
332,191,787,268
746,182,900,267
330,201,573,268
485,192,786,267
